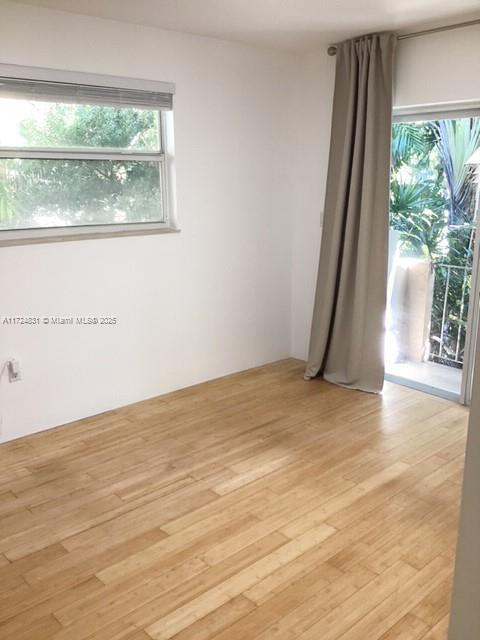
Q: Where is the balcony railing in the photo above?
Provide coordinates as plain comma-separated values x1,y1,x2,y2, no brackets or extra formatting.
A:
430,263,472,367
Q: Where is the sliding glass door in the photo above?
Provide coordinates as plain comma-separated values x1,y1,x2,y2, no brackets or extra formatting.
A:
385,113,480,403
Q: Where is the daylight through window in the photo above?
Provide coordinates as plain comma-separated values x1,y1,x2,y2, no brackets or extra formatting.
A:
0,69,175,240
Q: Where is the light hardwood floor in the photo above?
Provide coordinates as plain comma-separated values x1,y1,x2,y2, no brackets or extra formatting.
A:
0,359,468,640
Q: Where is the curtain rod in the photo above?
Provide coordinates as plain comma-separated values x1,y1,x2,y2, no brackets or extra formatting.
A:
327,17,480,55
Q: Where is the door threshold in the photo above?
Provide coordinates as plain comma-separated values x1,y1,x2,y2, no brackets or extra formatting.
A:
385,372,461,403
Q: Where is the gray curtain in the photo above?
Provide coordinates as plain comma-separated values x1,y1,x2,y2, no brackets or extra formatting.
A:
305,33,396,393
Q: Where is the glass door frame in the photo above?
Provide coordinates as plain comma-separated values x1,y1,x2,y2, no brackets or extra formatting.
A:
388,102,480,405
461,161,480,405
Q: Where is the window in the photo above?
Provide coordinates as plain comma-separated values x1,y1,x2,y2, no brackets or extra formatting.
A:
0,65,176,243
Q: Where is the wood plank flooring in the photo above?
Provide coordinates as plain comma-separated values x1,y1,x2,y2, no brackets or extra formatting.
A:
0,359,468,639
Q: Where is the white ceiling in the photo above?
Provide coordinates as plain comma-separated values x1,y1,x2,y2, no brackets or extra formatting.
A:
8,0,480,52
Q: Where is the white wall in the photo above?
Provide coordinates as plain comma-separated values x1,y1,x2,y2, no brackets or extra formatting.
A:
290,24,480,361
290,51,335,358
0,2,300,442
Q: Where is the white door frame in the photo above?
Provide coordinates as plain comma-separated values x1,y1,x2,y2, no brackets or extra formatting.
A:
461,162,480,404
391,103,480,404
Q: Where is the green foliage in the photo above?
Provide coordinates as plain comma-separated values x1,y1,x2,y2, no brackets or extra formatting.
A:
0,103,161,229
390,179,446,260
20,104,158,150
433,119,480,224
390,122,449,260
390,118,480,366
391,122,434,169
0,179,11,223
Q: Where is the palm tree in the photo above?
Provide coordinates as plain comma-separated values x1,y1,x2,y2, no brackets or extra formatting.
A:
391,122,434,169
433,119,480,225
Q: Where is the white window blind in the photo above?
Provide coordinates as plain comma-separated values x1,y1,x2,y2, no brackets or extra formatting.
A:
0,64,175,110
0,77,173,110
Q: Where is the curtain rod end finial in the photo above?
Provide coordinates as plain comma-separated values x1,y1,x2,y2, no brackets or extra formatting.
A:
327,45,337,56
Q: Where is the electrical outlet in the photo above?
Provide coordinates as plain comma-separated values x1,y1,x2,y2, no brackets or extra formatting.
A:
7,359,21,383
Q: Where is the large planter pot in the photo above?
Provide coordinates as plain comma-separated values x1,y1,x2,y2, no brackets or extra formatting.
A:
389,257,434,363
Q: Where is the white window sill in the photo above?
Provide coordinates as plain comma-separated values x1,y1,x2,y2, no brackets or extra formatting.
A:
0,223,180,247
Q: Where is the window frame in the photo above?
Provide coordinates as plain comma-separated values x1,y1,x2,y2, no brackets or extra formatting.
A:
0,64,178,246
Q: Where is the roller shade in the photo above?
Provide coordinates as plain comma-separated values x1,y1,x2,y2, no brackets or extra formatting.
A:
393,101,480,123
0,65,175,110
